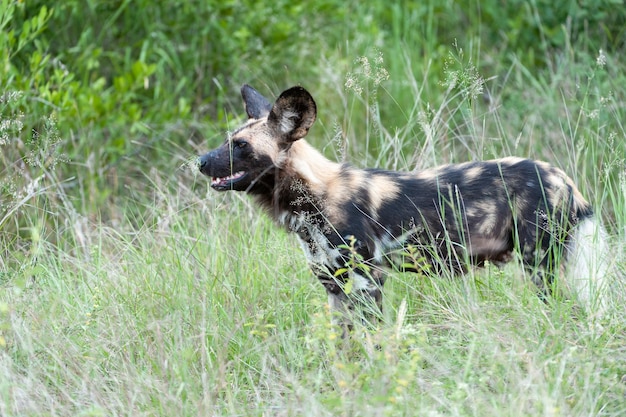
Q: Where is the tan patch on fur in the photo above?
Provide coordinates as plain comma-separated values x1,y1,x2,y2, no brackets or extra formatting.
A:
537,166,588,214
231,117,283,164
463,165,485,181
283,140,350,225
545,167,590,215
324,171,363,225
528,161,589,213
413,167,441,181
413,161,485,183
497,156,526,166
546,170,568,208
467,236,509,256
287,140,342,193
566,175,590,213
473,201,500,235
369,175,400,213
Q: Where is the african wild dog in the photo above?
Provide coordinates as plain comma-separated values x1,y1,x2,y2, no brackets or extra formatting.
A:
199,84,608,331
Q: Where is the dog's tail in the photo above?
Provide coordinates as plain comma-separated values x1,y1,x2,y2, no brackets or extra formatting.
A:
566,216,612,314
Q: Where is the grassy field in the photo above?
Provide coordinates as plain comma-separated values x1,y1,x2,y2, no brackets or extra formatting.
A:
2,1,626,416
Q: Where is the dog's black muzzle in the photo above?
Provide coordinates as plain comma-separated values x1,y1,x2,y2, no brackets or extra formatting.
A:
198,151,218,176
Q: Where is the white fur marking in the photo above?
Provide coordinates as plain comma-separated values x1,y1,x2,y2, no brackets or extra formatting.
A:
294,220,341,271
350,272,376,291
279,110,298,134
566,217,610,314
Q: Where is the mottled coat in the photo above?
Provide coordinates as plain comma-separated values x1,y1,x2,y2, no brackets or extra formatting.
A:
199,85,607,330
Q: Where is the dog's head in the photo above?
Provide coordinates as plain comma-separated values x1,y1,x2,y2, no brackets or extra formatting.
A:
198,85,317,192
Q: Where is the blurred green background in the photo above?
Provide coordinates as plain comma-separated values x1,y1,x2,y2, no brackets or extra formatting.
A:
2,0,626,234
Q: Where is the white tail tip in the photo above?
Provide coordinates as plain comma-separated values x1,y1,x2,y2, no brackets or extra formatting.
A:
566,217,611,315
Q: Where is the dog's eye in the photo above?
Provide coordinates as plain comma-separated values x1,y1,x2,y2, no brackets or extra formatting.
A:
235,140,248,149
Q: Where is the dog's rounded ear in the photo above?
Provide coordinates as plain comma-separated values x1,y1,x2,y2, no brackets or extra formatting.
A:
241,84,273,119
268,86,317,142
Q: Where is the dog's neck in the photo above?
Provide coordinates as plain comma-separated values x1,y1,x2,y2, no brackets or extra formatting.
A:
251,140,341,226
281,140,342,194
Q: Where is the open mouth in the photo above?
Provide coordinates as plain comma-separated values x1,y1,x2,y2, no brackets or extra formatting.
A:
211,171,246,190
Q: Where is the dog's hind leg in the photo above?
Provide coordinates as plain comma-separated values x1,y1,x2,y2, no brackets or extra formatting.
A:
517,220,568,300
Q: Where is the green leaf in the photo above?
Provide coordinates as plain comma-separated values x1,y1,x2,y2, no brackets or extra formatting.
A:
334,268,348,277
344,279,353,295
38,5,49,28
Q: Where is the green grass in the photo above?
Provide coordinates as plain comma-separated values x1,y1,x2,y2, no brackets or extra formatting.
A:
1,168,626,416
3,53,626,415
3,1,626,415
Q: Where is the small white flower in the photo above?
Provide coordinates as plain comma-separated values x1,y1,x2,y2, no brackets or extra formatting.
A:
596,49,607,67
587,109,600,119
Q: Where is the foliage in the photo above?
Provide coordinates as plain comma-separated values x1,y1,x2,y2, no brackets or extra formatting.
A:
2,0,624,186
477,0,626,66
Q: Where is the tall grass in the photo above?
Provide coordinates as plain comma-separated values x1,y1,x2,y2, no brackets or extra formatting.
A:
1,177,625,415
2,10,626,417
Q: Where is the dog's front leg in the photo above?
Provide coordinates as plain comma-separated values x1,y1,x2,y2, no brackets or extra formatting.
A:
317,268,384,338
316,277,353,337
